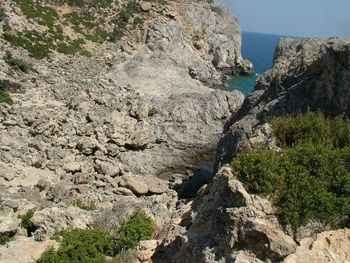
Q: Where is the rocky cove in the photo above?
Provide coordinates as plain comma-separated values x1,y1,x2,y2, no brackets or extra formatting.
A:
0,0,350,262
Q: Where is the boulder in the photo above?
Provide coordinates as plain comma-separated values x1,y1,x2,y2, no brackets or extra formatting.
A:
63,162,81,173
0,237,59,263
95,160,120,177
0,164,16,182
121,175,149,195
0,211,21,234
31,206,94,241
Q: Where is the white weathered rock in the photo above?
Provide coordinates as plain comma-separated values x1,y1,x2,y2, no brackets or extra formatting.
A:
77,137,99,155
63,162,81,173
142,175,168,194
95,160,120,177
121,175,149,195
0,211,21,234
284,229,350,263
137,240,159,262
0,237,59,263
140,2,152,12
0,164,16,181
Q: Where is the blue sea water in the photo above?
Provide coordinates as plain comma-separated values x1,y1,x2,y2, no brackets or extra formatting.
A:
223,31,299,96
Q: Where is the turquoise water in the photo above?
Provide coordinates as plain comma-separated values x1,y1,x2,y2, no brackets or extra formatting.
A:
225,32,301,96
223,74,259,96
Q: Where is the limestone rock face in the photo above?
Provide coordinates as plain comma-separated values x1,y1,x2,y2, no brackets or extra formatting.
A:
284,229,350,263
154,166,297,263
0,237,59,263
217,37,350,167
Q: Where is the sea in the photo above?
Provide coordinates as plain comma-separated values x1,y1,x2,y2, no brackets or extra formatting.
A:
222,31,301,96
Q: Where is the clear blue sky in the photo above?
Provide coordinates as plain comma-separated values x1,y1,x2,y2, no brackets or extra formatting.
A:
218,0,350,38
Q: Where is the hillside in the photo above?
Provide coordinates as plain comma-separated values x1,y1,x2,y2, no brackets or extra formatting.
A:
0,0,253,262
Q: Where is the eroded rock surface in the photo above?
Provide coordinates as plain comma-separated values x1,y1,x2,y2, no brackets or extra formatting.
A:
217,37,350,167
284,229,350,263
154,166,297,263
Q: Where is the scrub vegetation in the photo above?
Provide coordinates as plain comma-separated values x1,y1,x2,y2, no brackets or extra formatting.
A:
231,110,350,229
1,0,156,58
36,210,156,263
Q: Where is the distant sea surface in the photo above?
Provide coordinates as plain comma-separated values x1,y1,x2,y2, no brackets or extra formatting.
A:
223,31,300,96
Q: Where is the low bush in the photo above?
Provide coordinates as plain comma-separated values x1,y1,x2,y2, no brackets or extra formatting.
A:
0,90,14,105
0,8,6,21
0,233,13,246
36,210,156,262
231,111,350,229
36,228,116,263
269,110,350,149
18,209,37,236
4,51,33,72
116,210,156,250
110,1,142,41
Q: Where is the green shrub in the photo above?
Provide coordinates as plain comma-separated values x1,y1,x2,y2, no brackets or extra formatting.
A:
231,111,350,229
36,228,116,263
110,1,142,41
4,51,33,72
2,23,11,32
116,210,156,250
0,8,6,21
56,0,113,8
0,90,14,105
0,233,13,246
18,209,37,236
36,210,155,262
269,110,350,149
14,0,58,29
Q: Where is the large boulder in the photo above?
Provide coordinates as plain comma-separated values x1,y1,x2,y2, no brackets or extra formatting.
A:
154,166,297,263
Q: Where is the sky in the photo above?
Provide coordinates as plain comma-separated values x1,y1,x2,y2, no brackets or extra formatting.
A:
218,0,350,39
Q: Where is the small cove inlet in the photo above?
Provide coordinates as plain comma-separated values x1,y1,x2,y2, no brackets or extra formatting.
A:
166,32,293,198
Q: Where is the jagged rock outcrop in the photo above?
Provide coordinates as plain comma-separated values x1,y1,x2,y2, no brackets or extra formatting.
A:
216,37,350,167
154,166,297,263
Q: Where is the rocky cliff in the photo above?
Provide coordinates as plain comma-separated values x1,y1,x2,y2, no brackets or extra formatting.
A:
155,37,350,262
217,37,350,166
0,0,252,262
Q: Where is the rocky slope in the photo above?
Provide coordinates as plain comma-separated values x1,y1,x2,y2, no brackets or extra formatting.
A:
0,0,252,262
155,37,350,262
